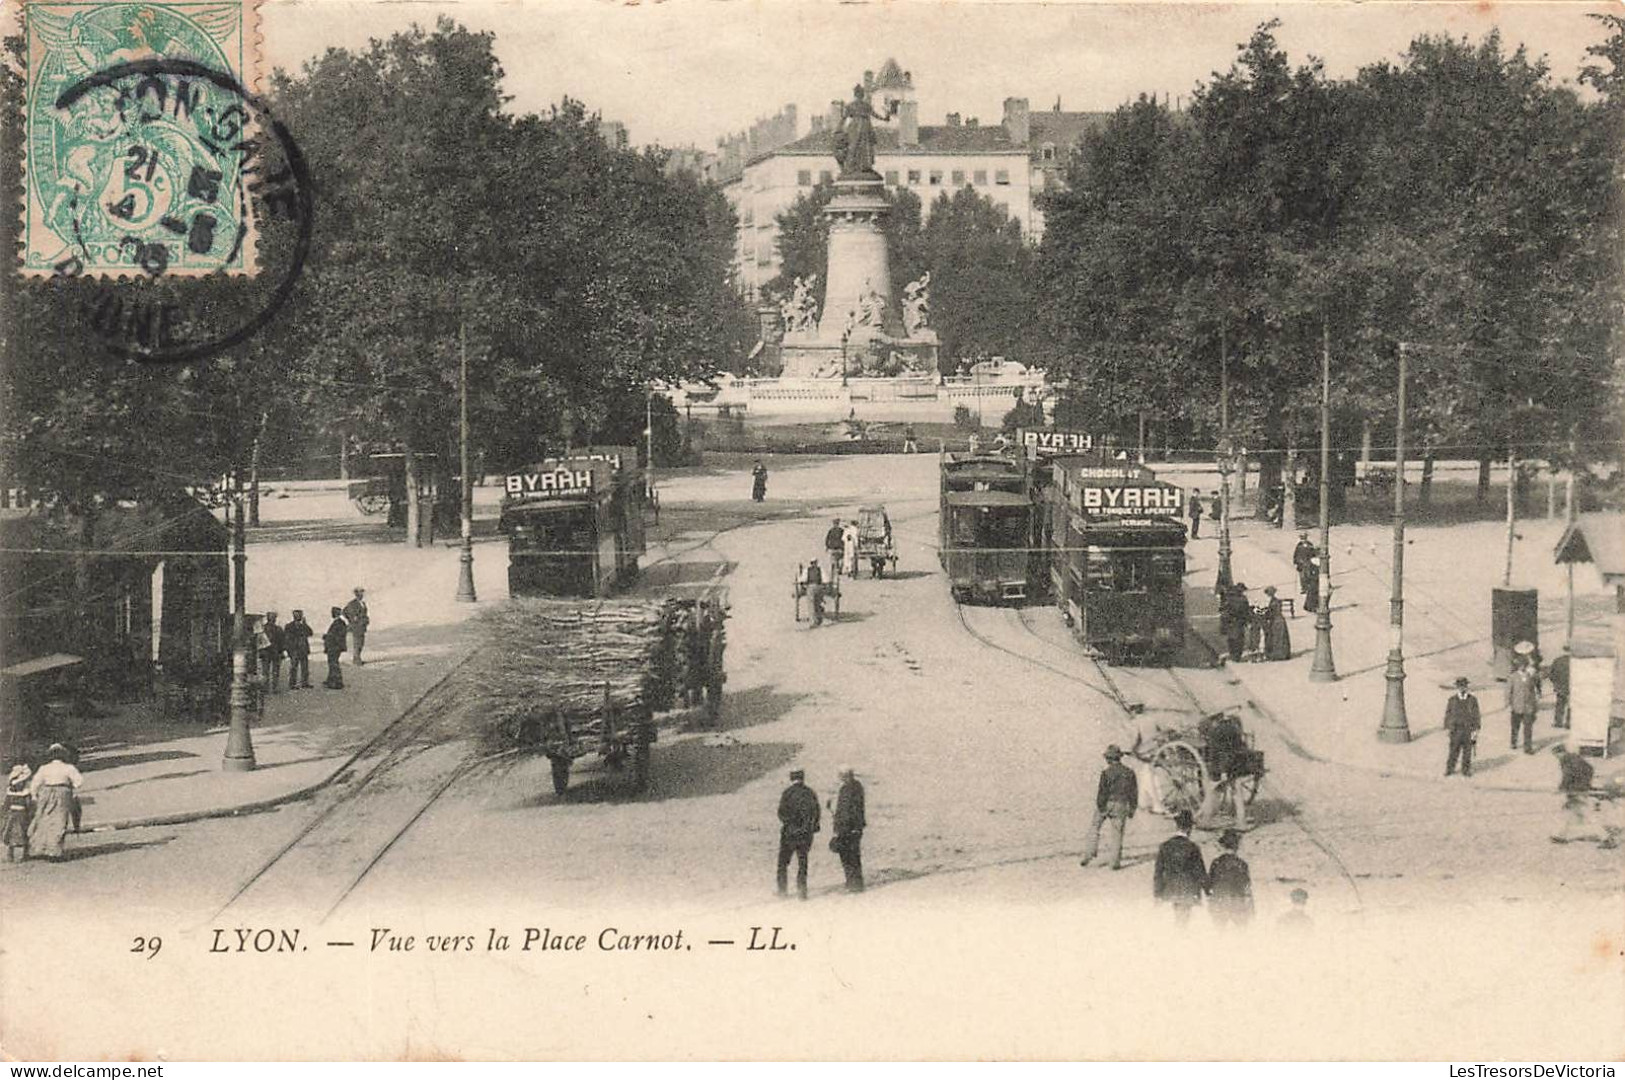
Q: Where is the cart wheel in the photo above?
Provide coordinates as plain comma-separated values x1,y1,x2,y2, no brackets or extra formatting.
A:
1237,771,1262,805
548,755,571,796
632,738,651,792
355,493,389,515
1150,741,1207,816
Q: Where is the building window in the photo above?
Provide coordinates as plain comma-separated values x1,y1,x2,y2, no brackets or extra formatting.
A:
1041,142,1056,162
885,170,899,186
820,170,834,184
929,170,943,185
974,169,988,185
907,170,921,185
951,170,965,186
797,169,812,186
994,169,1010,185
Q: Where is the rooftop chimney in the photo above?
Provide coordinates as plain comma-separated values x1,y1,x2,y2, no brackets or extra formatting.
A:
946,112,961,127
829,99,844,133
898,99,919,147
1003,97,1030,145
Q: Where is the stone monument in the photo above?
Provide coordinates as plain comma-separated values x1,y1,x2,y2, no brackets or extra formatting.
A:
778,83,939,379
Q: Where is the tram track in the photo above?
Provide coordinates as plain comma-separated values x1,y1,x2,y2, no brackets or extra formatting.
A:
955,595,1368,911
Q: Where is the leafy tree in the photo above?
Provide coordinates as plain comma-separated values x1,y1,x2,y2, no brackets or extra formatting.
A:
905,188,1035,369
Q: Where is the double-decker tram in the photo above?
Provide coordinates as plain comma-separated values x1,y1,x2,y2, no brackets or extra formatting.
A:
1047,456,1187,663
501,446,645,598
938,451,1039,603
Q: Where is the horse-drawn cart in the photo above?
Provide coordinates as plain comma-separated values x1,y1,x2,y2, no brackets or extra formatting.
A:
347,476,391,515
1138,712,1265,823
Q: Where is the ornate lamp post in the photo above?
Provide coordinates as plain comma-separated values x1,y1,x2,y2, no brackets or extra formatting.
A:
1309,318,1337,681
1378,342,1413,743
222,468,256,770
455,320,477,604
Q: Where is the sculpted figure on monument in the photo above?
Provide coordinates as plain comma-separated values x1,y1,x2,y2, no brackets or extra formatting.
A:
780,274,820,333
854,279,886,327
902,272,932,336
833,84,896,178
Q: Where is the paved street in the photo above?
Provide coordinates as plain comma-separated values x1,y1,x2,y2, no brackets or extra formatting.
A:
2,455,1621,1058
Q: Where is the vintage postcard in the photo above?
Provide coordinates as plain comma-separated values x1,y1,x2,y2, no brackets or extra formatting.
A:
1,0,1622,1063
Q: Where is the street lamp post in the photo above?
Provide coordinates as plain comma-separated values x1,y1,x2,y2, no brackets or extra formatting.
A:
455,320,477,603
222,468,256,770
1309,318,1337,681
1215,326,1234,596
1378,342,1412,743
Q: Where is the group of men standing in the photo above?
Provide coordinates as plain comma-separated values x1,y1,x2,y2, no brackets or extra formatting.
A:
254,587,371,693
776,767,866,898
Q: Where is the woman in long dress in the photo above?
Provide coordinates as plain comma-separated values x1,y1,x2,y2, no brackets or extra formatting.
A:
28,743,83,860
1263,585,1292,661
842,521,860,578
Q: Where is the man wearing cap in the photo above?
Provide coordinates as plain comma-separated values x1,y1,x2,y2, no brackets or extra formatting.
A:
776,769,821,899
1080,744,1138,870
830,767,866,892
800,558,826,627
1444,676,1481,777
1153,809,1208,926
823,520,846,581
1507,648,1539,754
343,587,370,665
284,609,314,689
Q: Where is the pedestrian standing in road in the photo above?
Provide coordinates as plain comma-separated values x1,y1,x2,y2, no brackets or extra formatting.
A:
751,459,768,502
1207,828,1255,928
801,558,826,628
1153,809,1208,926
323,606,349,690
1188,489,1203,540
830,767,866,892
1262,586,1291,662
1079,744,1138,871
1550,651,1572,730
1277,888,1313,932
842,520,859,578
1444,676,1481,777
260,611,285,693
1219,583,1251,663
4,765,32,861
343,587,370,665
284,609,313,689
1293,532,1317,601
27,744,82,861
1507,651,1539,754
777,768,821,899
903,424,918,453
824,519,846,581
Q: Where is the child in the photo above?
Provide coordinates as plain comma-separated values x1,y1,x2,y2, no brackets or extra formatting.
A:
4,764,33,861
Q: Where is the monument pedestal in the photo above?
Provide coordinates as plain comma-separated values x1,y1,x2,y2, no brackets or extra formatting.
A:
820,176,899,338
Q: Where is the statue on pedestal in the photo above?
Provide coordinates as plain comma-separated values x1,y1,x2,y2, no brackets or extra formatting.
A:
832,85,897,179
901,272,932,337
854,279,886,328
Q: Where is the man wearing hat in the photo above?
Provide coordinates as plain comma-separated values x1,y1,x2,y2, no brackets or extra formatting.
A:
776,768,821,899
1292,531,1317,601
823,519,846,582
830,767,866,892
1153,809,1208,926
1507,645,1539,754
1080,744,1138,870
1444,676,1482,777
343,587,370,665
1207,829,1254,927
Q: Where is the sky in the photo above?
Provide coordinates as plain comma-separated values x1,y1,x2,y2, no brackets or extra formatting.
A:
261,0,1619,149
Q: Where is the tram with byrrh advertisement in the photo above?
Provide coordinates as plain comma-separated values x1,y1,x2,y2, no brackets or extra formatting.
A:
502,446,645,598
938,449,1040,603
1046,456,1187,663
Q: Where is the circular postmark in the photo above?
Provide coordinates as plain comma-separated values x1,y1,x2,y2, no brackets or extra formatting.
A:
47,58,312,363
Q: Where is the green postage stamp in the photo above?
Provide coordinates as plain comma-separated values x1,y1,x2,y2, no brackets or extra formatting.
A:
16,0,260,276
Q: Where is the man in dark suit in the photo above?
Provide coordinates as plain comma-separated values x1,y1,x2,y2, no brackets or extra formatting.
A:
824,519,846,580
776,769,821,899
1444,675,1481,777
1154,809,1208,926
284,610,313,689
322,607,349,690
1293,532,1317,599
830,767,866,892
1080,744,1138,870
